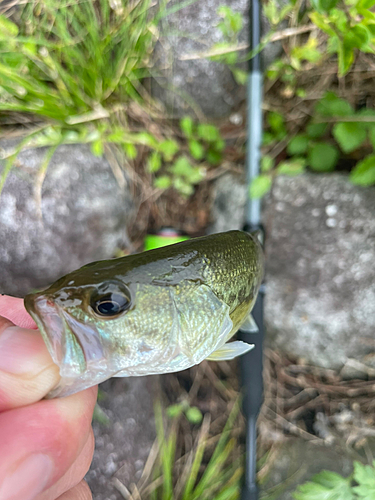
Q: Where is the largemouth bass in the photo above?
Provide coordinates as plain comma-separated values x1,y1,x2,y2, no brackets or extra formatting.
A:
24,230,264,398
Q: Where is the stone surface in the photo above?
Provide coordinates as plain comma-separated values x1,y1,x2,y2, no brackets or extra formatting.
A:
208,172,247,233
0,141,134,297
153,0,284,118
263,174,375,370
210,172,375,371
261,437,355,499
86,377,157,500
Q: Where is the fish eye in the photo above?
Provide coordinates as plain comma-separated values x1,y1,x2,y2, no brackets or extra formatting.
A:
91,283,131,318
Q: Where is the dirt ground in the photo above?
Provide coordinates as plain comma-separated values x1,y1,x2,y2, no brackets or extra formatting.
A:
86,352,375,499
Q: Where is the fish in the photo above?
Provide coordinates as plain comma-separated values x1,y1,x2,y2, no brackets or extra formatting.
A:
24,230,264,398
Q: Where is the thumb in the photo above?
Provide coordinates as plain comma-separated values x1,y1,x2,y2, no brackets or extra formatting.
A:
0,310,60,411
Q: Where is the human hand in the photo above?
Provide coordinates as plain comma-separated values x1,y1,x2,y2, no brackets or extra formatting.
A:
0,296,97,500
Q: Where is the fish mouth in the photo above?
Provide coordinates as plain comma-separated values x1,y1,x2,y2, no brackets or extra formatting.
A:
24,293,106,382
25,294,67,367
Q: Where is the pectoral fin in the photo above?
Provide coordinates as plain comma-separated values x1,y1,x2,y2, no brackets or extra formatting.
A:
240,313,259,333
207,341,254,361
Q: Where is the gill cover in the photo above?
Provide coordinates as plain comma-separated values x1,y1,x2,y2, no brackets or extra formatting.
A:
45,283,236,398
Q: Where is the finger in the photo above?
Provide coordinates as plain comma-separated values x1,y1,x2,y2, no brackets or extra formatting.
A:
0,387,97,500
37,430,94,500
56,481,92,500
0,296,37,329
0,316,60,411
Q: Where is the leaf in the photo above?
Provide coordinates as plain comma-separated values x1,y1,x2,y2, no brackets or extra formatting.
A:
91,139,104,156
0,15,19,38
206,149,222,165
154,175,172,189
287,135,309,155
315,92,353,117
309,12,335,36
357,0,375,9
22,42,38,57
185,166,205,184
147,151,162,172
308,143,339,172
338,40,355,76
229,12,243,34
357,108,375,130
170,157,204,184
170,156,192,176
352,461,375,499
197,123,220,142
217,5,233,17
232,68,248,85
327,33,340,54
214,138,225,152
293,470,354,500
263,131,276,146
358,0,375,7
261,155,275,172
172,177,194,197
185,407,203,425
358,6,375,20
291,38,322,64
159,139,179,161
266,59,285,80
350,155,375,186
189,139,205,160
344,24,371,51
333,122,367,153
369,127,375,149
330,8,348,32
310,0,339,13
217,6,243,36
267,111,285,134
135,132,158,148
166,404,184,418
210,43,238,64
62,130,81,143
277,158,306,176
123,143,137,159
180,116,194,138
92,404,111,426
249,175,272,199
306,122,328,139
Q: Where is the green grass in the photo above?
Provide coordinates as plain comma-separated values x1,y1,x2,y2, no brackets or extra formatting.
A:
0,0,163,192
0,0,157,120
0,0,227,199
117,400,243,500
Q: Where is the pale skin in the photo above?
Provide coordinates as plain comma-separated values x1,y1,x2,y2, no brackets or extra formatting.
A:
0,295,97,500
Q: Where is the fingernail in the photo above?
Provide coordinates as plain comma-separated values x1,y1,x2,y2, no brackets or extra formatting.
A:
0,327,48,375
0,453,54,500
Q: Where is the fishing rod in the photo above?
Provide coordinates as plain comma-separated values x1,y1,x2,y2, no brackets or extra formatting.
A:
237,0,264,497
147,2,264,497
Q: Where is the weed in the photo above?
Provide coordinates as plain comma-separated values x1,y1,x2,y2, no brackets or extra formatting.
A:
147,117,224,198
166,400,203,424
293,460,375,500
0,0,161,191
251,92,375,198
0,1,226,199
201,2,375,197
114,400,243,500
